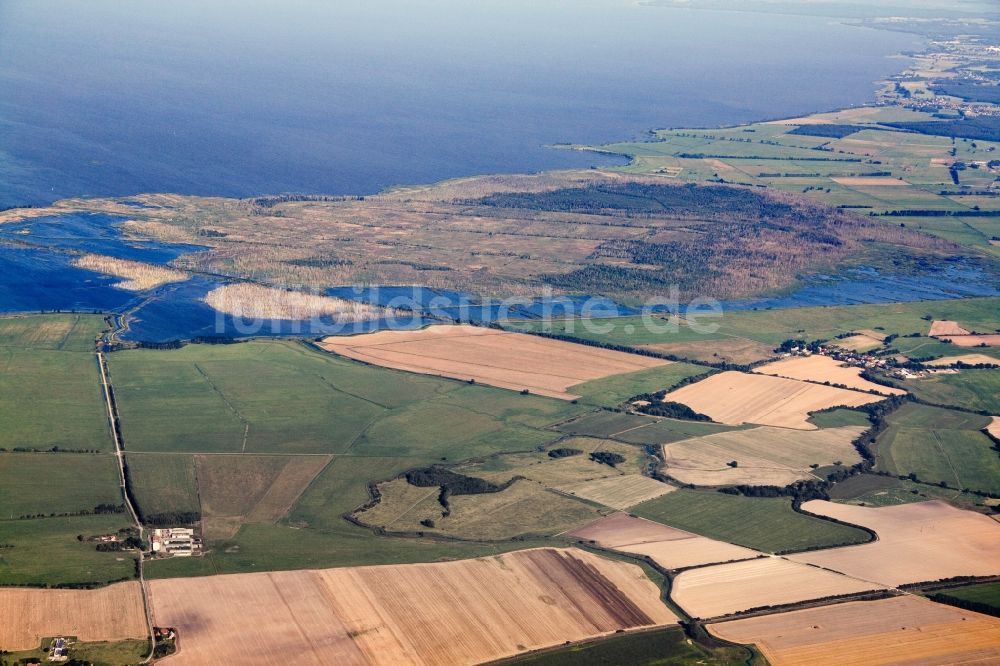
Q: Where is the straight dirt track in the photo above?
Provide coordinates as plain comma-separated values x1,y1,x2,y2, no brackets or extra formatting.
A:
319,325,668,399
149,548,676,665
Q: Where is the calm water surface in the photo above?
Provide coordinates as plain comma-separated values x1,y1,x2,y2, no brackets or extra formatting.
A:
0,0,921,207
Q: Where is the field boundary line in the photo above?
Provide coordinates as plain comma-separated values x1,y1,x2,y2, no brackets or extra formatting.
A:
97,350,157,663
192,362,250,451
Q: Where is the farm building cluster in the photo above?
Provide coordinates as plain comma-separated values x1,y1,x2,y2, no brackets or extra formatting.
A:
151,528,202,557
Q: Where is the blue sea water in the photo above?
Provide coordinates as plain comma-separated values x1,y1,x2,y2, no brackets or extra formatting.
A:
1,1,990,340
0,0,922,208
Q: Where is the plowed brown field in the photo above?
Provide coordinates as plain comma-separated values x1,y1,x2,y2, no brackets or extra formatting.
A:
708,595,1000,665
567,512,759,570
319,325,668,399
149,548,676,665
0,582,148,650
789,500,1000,586
662,371,882,430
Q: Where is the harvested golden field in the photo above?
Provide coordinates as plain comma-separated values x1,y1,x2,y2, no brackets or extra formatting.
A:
204,283,388,322
830,177,909,186
789,500,1000,586
939,334,1000,347
148,548,676,665
196,454,332,540
320,325,668,399
753,355,904,396
567,512,759,570
929,320,972,337
708,595,1000,666
662,371,882,430
0,582,148,650
72,253,189,291
661,425,864,487
924,354,998,367
832,333,883,352
642,338,776,365
671,557,881,619
555,474,674,510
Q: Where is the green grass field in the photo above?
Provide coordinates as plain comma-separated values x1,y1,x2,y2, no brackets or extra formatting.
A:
875,403,999,493
499,626,755,666
555,410,738,445
2,638,149,666
808,408,872,429
0,315,110,452
930,582,1000,617
0,514,137,586
567,363,708,407
0,453,122,518
0,314,105,351
523,297,1000,353
112,338,600,577
632,489,871,553
902,369,1000,414
124,453,200,517
110,340,582,456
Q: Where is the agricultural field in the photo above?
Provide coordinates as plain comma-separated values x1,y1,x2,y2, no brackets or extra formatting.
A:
0,582,147,650
0,514,138,587
901,368,1000,414
109,338,583,457
752,355,904,395
828,473,989,513
554,410,737,445
356,437,661,537
873,402,1000,493
631,489,870,554
789,500,1000,586
930,581,1000,616
567,512,759,570
357,477,606,540
661,425,864,487
0,315,110,452
709,596,1000,666
0,314,104,351
320,324,678,402
596,107,1000,256
924,353,999,366
555,474,673,510
195,453,332,540
522,297,1000,353
641,338,776,365
671,557,881,619
662,371,882,430
124,452,200,518
0,453,122,518
148,548,676,665
500,626,754,666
